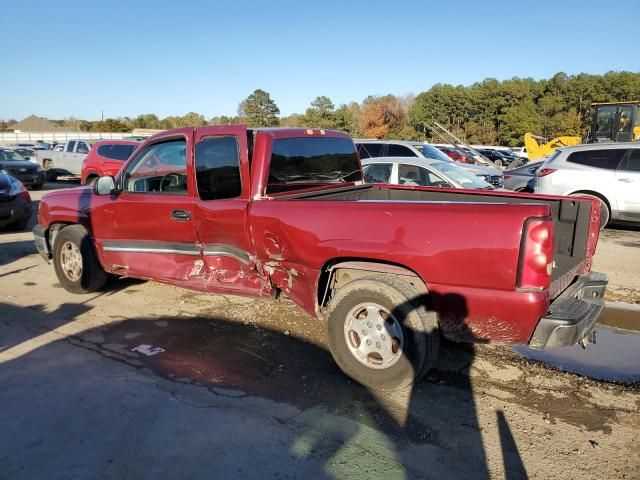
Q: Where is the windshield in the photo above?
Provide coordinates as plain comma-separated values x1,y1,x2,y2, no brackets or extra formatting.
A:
430,162,492,189
268,137,361,194
411,144,453,162
0,150,27,162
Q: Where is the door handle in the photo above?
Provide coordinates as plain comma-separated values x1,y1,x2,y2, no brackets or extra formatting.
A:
618,178,633,183
171,209,191,221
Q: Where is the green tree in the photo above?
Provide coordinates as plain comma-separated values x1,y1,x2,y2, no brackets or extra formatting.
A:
498,100,543,146
210,115,241,124
238,89,280,127
132,114,162,129
304,96,336,128
90,118,130,132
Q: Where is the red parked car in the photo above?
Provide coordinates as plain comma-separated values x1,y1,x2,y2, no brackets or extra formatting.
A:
436,145,474,164
81,140,139,185
34,126,607,390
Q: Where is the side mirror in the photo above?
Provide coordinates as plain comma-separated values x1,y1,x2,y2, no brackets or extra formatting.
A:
94,176,116,195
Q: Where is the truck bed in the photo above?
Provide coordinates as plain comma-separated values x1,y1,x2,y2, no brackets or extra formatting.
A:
276,184,595,297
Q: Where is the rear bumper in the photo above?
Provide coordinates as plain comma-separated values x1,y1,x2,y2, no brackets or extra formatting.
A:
529,272,607,349
33,224,51,261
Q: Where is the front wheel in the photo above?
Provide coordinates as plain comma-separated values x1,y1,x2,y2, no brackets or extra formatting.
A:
325,275,439,391
53,225,109,294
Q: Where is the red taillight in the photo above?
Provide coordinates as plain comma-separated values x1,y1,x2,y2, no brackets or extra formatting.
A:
537,168,556,177
518,218,554,290
504,175,512,179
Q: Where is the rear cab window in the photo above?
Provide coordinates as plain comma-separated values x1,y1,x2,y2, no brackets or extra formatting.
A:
97,144,137,161
267,137,361,194
566,149,626,170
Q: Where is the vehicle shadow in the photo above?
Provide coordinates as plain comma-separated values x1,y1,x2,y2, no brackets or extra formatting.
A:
0,291,528,479
0,240,37,267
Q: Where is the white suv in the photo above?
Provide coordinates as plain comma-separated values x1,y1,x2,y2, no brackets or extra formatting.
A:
535,143,640,227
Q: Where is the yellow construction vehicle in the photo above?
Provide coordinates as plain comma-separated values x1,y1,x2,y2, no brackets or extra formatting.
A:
524,133,581,161
524,101,640,161
587,101,640,143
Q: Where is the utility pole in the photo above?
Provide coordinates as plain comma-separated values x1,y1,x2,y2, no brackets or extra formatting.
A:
101,109,104,121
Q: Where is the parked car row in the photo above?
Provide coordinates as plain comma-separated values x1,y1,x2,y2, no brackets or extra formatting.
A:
534,142,640,227
362,157,495,190
356,140,505,188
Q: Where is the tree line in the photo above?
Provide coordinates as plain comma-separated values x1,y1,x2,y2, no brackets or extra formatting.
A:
4,71,639,146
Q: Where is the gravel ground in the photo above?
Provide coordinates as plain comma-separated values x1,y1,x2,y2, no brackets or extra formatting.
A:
0,184,638,479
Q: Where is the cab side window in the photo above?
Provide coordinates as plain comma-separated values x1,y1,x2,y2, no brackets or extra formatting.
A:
76,142,89,154
66,141,76,153
122,139,187,194
363,163,392,183
195,136,242,200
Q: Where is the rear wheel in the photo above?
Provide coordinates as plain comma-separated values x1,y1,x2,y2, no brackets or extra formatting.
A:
53,225,109,294
570,193,610,229
43,160,57,182
325,275,439,391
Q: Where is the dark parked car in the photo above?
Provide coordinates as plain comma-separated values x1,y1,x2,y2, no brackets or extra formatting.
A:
0,172,32,230
0,148,45,190
477,149,520,168
11,148,38,163
503,163,541,192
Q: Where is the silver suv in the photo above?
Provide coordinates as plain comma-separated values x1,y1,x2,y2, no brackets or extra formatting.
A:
355,140,504,188
535,143,640,227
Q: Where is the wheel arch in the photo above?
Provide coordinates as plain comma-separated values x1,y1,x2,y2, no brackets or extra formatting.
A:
46,221,82,250
83,171,99,185
317,258,429,309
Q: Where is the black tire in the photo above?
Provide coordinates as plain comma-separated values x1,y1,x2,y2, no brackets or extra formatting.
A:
325,274,439,391
30,183,43,191
52,225,109,294
43,160,57,182
570,193,610,229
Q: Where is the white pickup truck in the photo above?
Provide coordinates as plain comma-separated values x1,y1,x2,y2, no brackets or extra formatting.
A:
36,140,95,181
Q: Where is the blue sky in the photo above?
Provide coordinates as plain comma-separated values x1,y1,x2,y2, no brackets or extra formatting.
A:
1,0,638,121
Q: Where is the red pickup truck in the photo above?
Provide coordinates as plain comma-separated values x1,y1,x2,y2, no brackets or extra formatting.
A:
33,125,607,390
